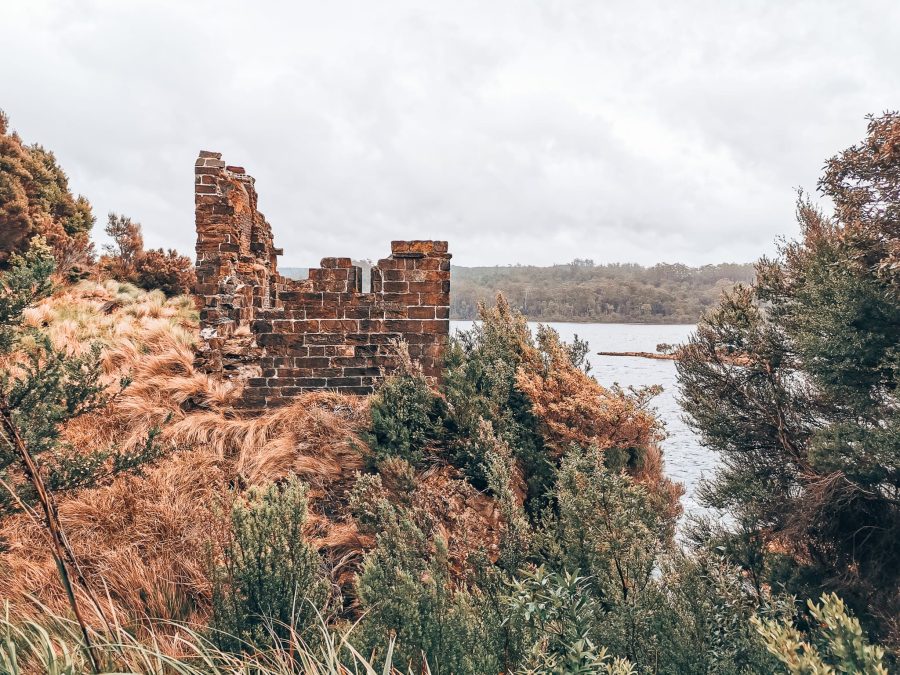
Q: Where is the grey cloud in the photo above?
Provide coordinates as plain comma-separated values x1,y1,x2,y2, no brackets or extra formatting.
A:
1,0,897,267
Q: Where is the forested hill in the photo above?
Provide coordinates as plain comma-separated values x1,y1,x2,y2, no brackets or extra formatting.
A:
450,260,755,323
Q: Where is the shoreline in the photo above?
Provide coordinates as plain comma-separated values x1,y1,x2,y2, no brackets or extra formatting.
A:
451,317,697,326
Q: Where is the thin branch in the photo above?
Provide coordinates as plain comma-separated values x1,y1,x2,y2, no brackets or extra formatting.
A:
0,397,106,673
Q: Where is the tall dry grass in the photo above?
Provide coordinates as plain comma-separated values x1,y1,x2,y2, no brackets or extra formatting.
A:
1,281,370,644
0,601,416,675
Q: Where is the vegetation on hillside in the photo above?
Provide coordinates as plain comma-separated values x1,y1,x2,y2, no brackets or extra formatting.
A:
0,111,897,673
451,261,755,323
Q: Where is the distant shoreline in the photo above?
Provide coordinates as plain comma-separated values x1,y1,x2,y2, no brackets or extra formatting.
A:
450,316,698,325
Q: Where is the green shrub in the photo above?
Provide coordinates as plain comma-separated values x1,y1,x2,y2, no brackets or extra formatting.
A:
507,566,636,674
209,475,328,652
366,357,447,469
754,593,889,674
442,297,550,504
351,476,502,674
648,551,788,674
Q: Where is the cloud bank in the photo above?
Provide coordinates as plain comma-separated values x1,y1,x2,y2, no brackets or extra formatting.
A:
2,0,898,266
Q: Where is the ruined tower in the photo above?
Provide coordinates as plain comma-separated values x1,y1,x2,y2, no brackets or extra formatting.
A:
193,151,450,407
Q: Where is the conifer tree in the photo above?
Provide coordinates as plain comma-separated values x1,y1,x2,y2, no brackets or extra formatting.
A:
677,112,900,642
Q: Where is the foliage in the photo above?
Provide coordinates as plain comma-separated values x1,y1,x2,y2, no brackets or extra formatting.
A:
533,447,667,667
442,295,549,501
677,112,900,643
365,353,447,469
754,593,889,674
507,566,636,674
0,239,161,519
101,213,144,279
133,247,197,296
0,110,95,273
209,475,328,653
443,295,679,521
522,445,786,673
451,260,755,323
100,213,195,296
517,326,663,459
650,551,788,674
539,446,669,596
351,474,503,674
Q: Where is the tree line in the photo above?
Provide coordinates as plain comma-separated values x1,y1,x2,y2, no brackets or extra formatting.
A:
450,261,755,323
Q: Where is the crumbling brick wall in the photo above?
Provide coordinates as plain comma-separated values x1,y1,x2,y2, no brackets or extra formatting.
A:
194,151,450,407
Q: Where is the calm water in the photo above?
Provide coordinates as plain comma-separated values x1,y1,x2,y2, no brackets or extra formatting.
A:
450,321,715,516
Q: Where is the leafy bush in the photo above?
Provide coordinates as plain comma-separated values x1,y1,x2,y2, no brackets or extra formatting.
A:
366,364,447,469
754,593,889,674
507,566,636,674
0,110,95,271
133,247,196,296
351,474,503,674
443,296,678,520
442,296,559,504
209,475,328,652
100,212,195,296
649,551,788,674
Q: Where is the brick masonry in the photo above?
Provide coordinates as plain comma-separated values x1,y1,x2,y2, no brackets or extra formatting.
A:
193,151,451,407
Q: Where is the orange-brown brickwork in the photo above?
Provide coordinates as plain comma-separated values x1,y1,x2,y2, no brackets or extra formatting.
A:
193,151,450,407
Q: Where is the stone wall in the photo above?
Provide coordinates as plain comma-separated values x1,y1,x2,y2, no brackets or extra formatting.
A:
194,151,450,407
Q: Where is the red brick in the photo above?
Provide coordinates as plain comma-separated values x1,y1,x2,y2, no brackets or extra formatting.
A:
194,151,451,405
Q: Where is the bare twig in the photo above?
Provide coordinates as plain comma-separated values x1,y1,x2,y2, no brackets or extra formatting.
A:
0,397,107,673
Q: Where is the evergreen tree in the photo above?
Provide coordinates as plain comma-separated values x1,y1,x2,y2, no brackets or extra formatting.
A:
0,110,95,271
677,112,900,643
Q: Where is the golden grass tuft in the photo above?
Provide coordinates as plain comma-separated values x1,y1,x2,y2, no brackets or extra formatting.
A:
0,281,370,640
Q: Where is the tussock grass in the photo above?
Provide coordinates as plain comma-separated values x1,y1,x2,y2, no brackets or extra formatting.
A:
0,281,370,645
0,602,416,674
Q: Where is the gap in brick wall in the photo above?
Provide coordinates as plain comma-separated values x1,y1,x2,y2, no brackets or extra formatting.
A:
280,258,375,291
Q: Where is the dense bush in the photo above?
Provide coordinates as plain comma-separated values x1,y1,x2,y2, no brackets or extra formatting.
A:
442,295,680,522
351,473,505,673
0,110,95,273
133,247,197,296
442,295,549,498
365,356,448,469
100,212,196,296
209,475,328,652
755,593,889,674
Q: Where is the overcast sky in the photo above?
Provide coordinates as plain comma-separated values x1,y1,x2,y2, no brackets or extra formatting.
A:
2,1,898,268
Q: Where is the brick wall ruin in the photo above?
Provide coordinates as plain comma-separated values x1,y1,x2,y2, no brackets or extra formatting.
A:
193,150,450,407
